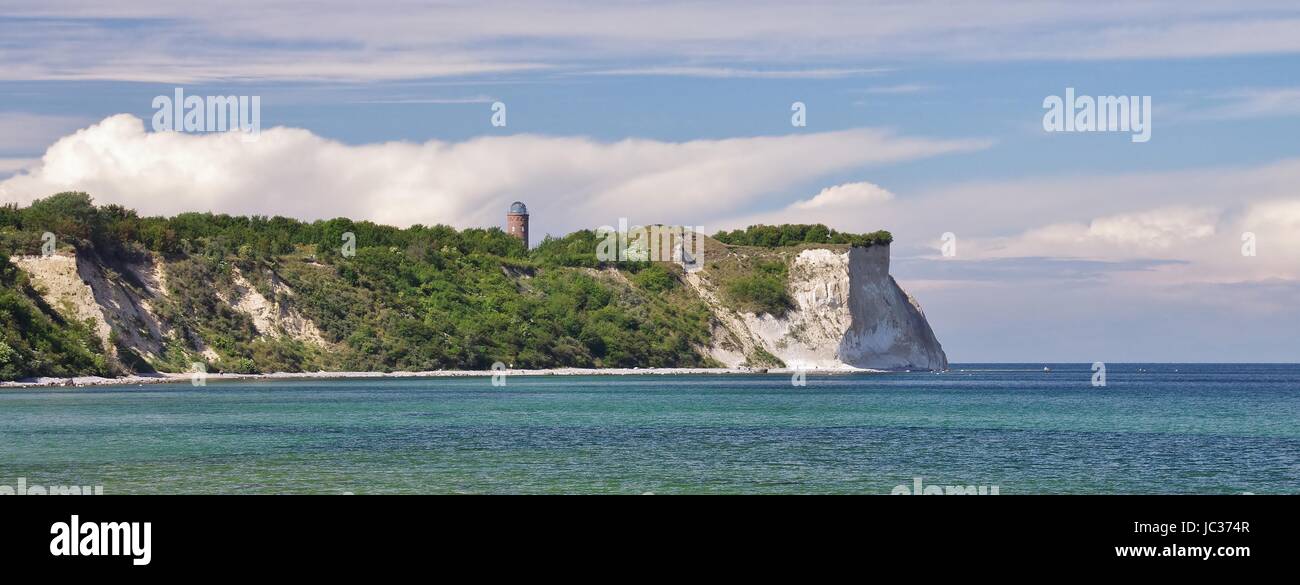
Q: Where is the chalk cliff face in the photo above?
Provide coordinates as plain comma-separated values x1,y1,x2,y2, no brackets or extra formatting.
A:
689,244,947,371
9,241,945,374
838,245,947,370
10,253,171,368
10,253,325,372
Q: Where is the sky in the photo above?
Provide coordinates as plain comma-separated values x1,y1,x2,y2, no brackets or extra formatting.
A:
0,0,1297,362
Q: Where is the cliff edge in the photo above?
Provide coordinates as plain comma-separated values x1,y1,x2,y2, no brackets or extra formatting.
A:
688,240,947,371
1,195,946,378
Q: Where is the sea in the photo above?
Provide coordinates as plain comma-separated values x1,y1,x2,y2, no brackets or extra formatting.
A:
1,363,1296,494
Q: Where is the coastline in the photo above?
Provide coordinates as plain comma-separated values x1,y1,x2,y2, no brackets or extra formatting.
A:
0,366,894,389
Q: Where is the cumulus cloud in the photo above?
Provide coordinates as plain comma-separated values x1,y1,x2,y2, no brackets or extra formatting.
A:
5,114,1294,290
878,185,1300,362
5,115,1296,361
0,115,985,240
788,181,895,211
889,192,1300,362
718,161,1300,288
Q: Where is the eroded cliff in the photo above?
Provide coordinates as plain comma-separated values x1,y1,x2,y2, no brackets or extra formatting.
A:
6,237,945,376
688,242,947,371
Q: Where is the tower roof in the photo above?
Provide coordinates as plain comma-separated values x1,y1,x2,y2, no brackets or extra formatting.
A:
509,201,528,214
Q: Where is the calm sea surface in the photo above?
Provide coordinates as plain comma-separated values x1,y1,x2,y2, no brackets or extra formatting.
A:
1,364,1296,494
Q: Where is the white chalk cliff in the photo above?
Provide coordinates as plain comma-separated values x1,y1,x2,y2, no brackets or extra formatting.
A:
11,242,945,374
689,244,947,371
11,252,325,371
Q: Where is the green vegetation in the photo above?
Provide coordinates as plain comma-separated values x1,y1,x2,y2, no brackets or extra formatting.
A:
0,194,896,381
146,251,330,374
0,193,718,379
631,264,676,292
0,256,113,380
713,224,891,248
745,345,786,369
721,259,792,317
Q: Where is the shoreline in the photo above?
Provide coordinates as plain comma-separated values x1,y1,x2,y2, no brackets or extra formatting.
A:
1,366,899,389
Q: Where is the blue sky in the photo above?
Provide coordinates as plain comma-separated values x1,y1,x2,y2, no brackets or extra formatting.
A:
1,1,1298,362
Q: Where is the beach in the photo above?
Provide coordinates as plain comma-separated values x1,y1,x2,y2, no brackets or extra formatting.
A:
0,365,890,389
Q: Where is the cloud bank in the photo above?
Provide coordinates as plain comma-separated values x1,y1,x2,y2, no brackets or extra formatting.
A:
0,114,985,241
722,164,1300,288
6,115,1294,288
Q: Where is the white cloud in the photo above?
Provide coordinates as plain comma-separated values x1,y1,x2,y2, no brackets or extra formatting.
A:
5,1,1300,82
716,165,1300,361
0,115,984,241
1199,88,1300,120
1242,198,1300,232
718,162,1300,287
0,51,546,84
352,96,497,105
788,181,895,211
583,67,891,79
852,84,933,95
1009,207,1220,252
953,200,1300,286
5,113,1296,362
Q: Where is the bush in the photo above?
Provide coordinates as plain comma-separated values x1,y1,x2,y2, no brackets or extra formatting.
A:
723,260,792,317
0,256,114,380
0,194,723,376
714,224,891,248
632,264,675,292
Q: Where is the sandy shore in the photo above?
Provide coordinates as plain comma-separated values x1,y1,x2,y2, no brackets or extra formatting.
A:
1,366,891,389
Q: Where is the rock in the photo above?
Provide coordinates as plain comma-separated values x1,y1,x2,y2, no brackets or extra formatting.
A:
689,243,947,371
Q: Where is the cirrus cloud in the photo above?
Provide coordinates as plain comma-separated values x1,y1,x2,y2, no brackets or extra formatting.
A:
5,1,1300,83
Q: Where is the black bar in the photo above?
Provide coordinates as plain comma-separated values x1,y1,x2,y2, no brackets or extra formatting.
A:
2,495,1285,575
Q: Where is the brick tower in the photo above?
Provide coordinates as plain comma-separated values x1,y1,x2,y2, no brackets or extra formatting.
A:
506,201,529,248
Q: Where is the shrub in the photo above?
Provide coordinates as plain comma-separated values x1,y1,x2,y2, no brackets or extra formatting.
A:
723,260,792,317
632,264,676,292
714,224,892,248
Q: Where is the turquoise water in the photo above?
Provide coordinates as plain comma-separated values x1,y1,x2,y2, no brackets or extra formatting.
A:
1,364,1297,494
